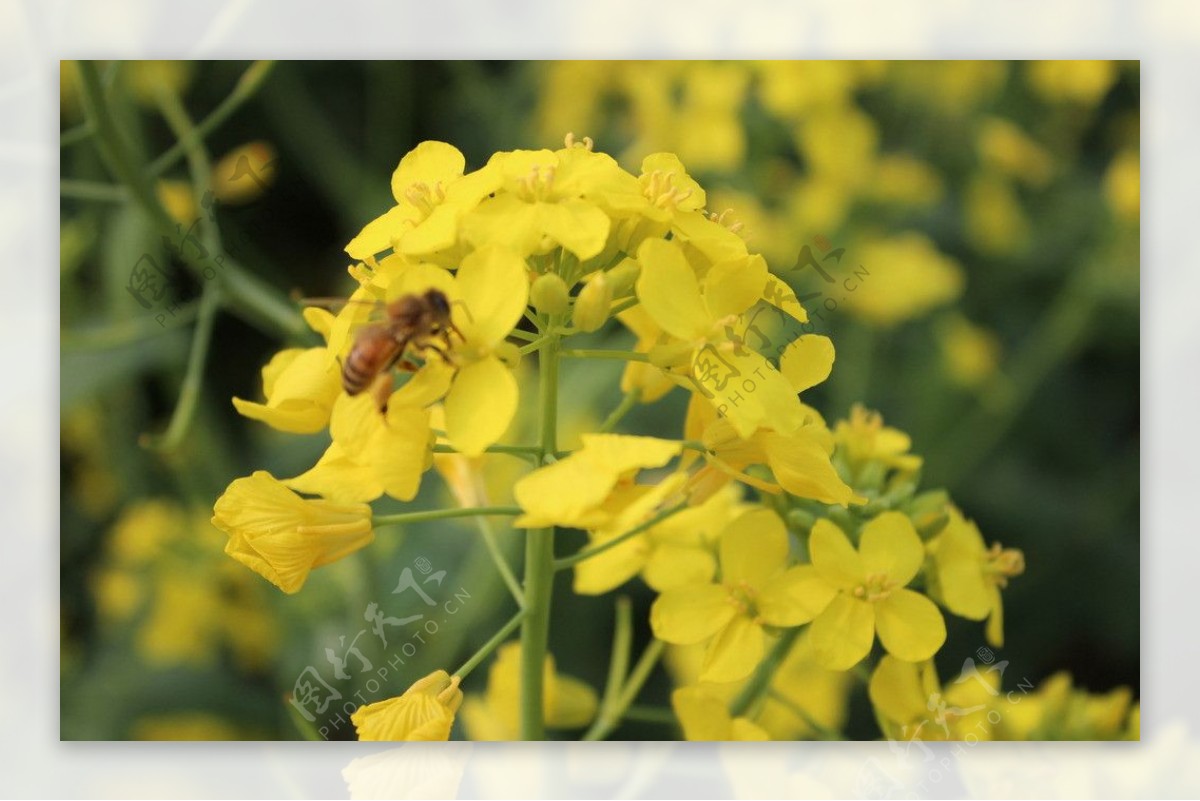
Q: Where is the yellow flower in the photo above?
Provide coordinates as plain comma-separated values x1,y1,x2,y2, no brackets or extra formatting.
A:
346,141,476,261
212,471,374,594
966,172,1031,256
617,305,677,403
1027,60,1118,107
687,395,862,508
387,246,530,456
866,155,944,207
135,567,224,666
928,507,1025,647
795,106,879,190
869,655,997,742
806,514,946,670
651,507,837,683
840,233,964,327
1104,150,1140,223
635,236,812,438
514,434,683,529
460,642,598,740
672,685,768,741
977,117,1053,186
573,483,746,596
938,314,1002,388
993,672,1138,740
155,179,196,225
461,144,638,261
211,141,278,204
131,713,245,741
352,670,464,741
233,308,342,434
833,404,922,474
664,632,849,741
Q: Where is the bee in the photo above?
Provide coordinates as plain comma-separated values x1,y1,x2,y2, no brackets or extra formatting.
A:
309,289,462,406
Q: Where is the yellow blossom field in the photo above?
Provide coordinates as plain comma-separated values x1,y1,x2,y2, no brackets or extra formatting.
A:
59,60,1139,742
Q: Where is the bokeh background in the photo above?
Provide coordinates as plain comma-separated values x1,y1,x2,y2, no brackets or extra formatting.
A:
59,60,1139,740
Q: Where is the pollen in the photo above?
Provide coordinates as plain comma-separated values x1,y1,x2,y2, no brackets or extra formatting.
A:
705,207,745,233
985,542,1026,586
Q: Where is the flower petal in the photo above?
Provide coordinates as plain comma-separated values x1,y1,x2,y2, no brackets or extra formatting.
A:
672,686,731,741
650,583,737,645
875,589,947,662
808,519,864,590
539,198,611,260
718,507,788,589
703,254,768,319
761,430,861,506
859,512,924,587
757,565,838,626
444,356,517,456
643,543,717,592
868,655,929,726
695,347,806,440
391,141,466,202
636,238,710,341
455,244,529,350
810,593,875,670
779,335,835,394
700,615,764,683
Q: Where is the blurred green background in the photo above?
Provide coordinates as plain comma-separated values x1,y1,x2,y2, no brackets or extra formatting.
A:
59,60,1139,740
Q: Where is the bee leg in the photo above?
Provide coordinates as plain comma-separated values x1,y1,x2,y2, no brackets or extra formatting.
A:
396,359,421,373
423,342,455,366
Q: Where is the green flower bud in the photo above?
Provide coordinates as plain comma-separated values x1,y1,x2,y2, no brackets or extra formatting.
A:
530,273,570,316
572,273,613,333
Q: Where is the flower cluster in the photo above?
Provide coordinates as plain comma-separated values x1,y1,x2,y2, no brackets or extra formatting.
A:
213,137,1038,742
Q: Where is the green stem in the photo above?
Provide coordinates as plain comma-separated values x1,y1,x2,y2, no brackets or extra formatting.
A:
560,348,648,362
582,638,664,741
147,60,276,176
553,502,688,571
452,608,528,681
142,84,222,454
622,705,677,725
765,689,841,740
433,443,541,462
371,506,521,527
598,388,641,434
520,323,560,740
60,122,94,148
60,179,127,203
62,301,200,350
474,515,525,607
608,296,640,317
729,627,801,717
75,60,309,343
142,284,220,452
597,597,633,716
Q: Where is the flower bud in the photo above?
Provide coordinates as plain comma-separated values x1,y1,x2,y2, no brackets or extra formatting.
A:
572,273,612,333
605,257,642,298
530,273,570,316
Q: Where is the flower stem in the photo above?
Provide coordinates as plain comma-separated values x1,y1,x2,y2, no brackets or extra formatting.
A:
371,506,521,527
560,348,649,362
452,608,528,681
728,626,801,718
519,322,560,740
597,597,634,715
75,60,309,344
474,515,525,607
582,638,664,741
598,388,641,433
147,60,276,176
553,502,688,571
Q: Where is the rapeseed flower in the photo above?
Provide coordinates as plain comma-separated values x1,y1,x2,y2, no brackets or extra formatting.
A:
212,471,374,594
869,655,998,742
806,514,946,669
651,507,838,682
672,685,768,741
352,670,464,741
927,507,1025,647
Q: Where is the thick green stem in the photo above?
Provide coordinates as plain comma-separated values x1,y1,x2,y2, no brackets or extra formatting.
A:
560,348,648,362
520,325,560,740
371,506,521,527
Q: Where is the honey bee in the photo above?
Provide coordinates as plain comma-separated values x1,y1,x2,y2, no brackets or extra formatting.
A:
309,289,462,406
